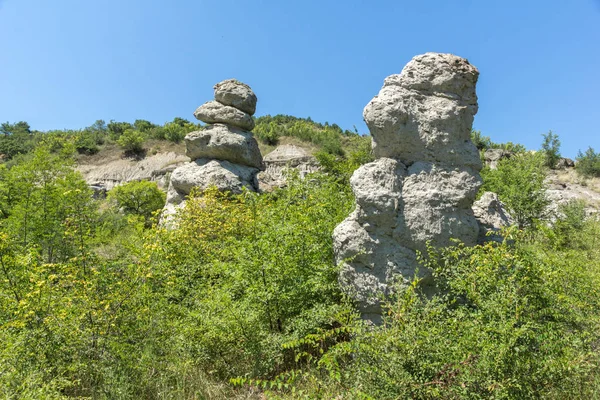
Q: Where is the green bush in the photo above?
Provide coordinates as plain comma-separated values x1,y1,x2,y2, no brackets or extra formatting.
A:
480,152,549,228
271,226,600,399
107,120,133,141
163,121,187,142
576,146,600,178
471,130,492,151
117,129,145,153
107,180,166,226
74,130,99,154
541,130,561,169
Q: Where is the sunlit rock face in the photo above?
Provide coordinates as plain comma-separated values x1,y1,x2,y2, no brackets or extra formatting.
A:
162,79,262,221
333,53,483,324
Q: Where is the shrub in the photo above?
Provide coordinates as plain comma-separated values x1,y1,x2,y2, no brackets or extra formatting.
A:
163,121,187,142
74,130,99,154
117,129,145,153
480,152,549,228
471,130,492,150
274,227,600,399
147,174,354,380
107,120,133,141
541,130,561,168
576,146,600,178
107,180,166,226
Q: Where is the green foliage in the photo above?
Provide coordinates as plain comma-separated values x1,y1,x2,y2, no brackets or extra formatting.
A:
470,129,527,154
543,200,589,249
254,114,359,155
272,226,600,399
480,152,549,228
0,146,95,262
107,120,134,141
0,121,35,160
541,130,561,168
133,119,156,132
117,128,145,153
576,146,600,178
497,141,527,153
315,134,373,183
107,180,166,226
147,175,354,381
470,130,492,151
2,115,600,399
0,163,355,397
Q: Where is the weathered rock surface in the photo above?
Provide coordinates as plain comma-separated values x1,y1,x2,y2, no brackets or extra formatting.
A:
214,79,257,115
333,53,483,323
162,79,262,222
185,124,263,169
472,192,513,243
169,158,259,199
258,145,320,190
78,151,189,192
193,101,255,131
364,53,481,170
484,149,512,169
555,157,575,169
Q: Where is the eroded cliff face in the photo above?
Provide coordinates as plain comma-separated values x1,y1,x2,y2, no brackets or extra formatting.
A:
333,53,483,323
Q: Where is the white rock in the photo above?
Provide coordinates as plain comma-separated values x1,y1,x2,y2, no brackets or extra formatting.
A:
185,124,263,169
363,53,481,170
170,158,259,197
258,145,320,190
483,149,512,169
333,53,483,323
472,191,513,242
193,101,255,131
214,79,257,115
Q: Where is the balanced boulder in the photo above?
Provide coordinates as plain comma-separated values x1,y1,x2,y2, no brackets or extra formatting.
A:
185,124,263,169
163,79,262,220
214,79,257,115
193,101,255,131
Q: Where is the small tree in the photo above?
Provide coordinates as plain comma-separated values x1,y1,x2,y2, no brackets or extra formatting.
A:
117,129,145,154
471,130,492,151
576,147,600,178
107,180,166,225
541,130,561,169
480,152,549,228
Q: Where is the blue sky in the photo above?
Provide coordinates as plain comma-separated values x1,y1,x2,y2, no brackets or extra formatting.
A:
1,0,599,158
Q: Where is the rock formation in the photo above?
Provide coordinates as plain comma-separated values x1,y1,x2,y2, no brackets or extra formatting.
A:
472,192,513,243
555,157,575,169
78,151,189,194
163,79,262,218
333,53,483,323
483,148,512,169
258,145,320,190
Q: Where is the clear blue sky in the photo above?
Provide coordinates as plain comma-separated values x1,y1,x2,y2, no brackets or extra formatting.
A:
1,0,599,158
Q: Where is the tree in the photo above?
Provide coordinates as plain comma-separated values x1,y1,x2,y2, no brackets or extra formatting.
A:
480,152,549,228
117,129,145,154
471,130,492,151
0,121,34,159
107,120,133,140
0,145,96,262
134,119,156,132
107,180,165,225
575,147,600,178
541,130,561,169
